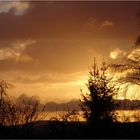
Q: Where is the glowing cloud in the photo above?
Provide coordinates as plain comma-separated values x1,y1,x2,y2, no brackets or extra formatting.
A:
86,18,114,30
100,20,114,28
110,48,126,59
0,1,29,15
0,40,35,62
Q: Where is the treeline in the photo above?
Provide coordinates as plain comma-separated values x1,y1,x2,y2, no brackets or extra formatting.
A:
116,99,140,110
9,93,140,114
16,94,140,112
16,94,80,112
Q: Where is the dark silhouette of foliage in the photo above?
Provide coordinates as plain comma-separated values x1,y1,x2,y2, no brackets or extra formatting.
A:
0,81,46,126
0,80,13,126
50,108,80,122
135,35,140,47
81,60,119,126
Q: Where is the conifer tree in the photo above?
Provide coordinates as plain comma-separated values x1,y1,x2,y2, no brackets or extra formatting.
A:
81,60,119,126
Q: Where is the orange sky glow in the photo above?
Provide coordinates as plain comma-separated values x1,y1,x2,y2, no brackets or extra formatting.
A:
0,1,139,103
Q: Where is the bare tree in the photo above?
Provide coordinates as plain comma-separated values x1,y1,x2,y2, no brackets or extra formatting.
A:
0,80,46,126
0,80,12,126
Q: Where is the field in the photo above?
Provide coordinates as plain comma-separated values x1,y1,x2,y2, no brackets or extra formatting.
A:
1,120,140,139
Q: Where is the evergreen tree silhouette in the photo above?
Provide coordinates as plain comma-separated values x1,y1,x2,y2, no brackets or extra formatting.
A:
81,60,119,126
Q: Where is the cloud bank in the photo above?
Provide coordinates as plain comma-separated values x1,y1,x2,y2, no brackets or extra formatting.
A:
110,47,140,62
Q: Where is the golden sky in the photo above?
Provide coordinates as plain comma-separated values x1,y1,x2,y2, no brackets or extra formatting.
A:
0,1,140,102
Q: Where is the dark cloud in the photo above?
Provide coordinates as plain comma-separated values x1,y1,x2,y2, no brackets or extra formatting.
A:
0,2,139,40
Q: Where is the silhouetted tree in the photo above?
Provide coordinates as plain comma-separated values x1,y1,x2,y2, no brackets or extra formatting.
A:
81,60,119,126
0,81,46,126
0,80,12,126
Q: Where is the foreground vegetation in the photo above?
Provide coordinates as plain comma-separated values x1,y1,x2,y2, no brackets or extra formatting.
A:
0,120,140,139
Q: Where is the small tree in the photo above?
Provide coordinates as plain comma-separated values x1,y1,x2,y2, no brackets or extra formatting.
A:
81,60,119,126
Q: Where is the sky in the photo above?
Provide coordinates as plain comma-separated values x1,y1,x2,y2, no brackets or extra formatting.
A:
0,1,140,103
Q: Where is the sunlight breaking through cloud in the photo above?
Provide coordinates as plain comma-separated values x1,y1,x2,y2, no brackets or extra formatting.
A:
110,48,126,59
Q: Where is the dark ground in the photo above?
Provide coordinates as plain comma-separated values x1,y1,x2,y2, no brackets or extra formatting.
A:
0,121,140,139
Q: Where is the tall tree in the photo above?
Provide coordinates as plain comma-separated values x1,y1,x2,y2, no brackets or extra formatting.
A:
81,60,119,126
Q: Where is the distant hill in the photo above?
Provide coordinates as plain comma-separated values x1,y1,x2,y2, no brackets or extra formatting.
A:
44,99,140,112
115,99,140,110
16,94,140,112
44,99,80,112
